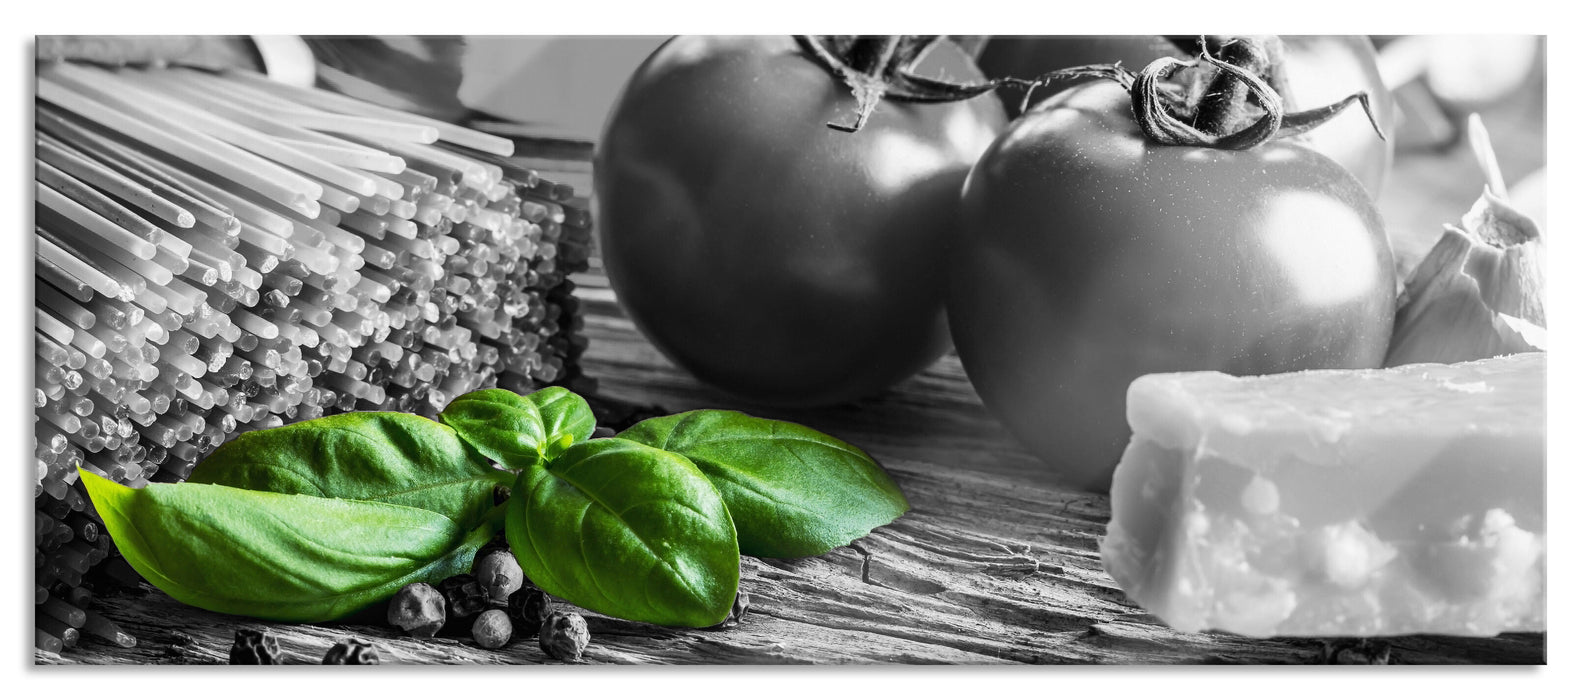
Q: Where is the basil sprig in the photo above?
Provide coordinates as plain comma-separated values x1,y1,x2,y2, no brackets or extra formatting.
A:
82,386,909,628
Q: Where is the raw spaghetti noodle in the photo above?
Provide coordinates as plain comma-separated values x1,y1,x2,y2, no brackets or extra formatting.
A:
32,61,594,654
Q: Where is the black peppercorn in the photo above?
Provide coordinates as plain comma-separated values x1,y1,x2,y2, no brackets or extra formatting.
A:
472,609,513,649
1320,638,1391,665
473,549,524,604
439,574,491,620
539,611,590,662
322,638,382,664
507,586,552,635
716,591,752,629
387,582,446,637
229,627,282,665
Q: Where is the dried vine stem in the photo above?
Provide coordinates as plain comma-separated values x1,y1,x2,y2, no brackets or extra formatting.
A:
1130,35,1384,150
795,36,1126,132
792,34,1383,147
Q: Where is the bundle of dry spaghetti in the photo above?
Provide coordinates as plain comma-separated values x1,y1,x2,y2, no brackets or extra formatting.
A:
32,61,593,653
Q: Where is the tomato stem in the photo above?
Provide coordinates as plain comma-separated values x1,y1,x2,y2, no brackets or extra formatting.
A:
1124,35,1384,151
794,35,1006,134
845,36,902,76
1193,36,1272,136
966,34,1382,150
1131,51,1283,150
1166,35,1292,106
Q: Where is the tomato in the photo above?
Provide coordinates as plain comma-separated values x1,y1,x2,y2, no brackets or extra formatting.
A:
975,35,1395,196
946,78,1397,492
595,36,1006,406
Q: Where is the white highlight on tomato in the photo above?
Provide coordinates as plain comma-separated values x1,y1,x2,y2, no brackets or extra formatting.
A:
865,130,951,197
1259,190,1382,307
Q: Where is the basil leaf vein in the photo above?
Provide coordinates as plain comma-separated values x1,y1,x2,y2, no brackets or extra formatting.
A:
438,388,548,467
505,438,739,628
618,410,910,558
186,412,503,528
81,469,491,623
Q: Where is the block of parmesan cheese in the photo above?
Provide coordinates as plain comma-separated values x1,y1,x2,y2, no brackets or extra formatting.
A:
1101,353,1545,638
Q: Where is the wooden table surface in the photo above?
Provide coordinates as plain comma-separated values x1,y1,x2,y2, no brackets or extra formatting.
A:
37,54,1548,666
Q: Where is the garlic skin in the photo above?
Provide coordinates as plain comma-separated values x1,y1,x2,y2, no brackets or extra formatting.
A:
1509,168,1547,235
1385,186,1545,367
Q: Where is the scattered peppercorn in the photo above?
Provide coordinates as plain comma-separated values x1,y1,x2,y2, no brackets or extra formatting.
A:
472,609,514,649
322,638,382,664
387,582,446,637
507,586,552,635
439,574,491,621
716,591,751,629
229,627,282,665
473,550,525,604
539,611,590,662
1321,638,1392,665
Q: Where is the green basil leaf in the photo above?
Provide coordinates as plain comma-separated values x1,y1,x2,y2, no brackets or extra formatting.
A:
527,387,597,461
80,469,492,623
439,388,548,468
186,412,504,528
618,410,909,558
506,438,739,628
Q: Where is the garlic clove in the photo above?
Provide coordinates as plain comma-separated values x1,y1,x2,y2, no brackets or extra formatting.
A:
1383,116,1545,368
1384,227,1542,367
1509,167,1547,234
1463,187,1537,244
1456,191,1546,320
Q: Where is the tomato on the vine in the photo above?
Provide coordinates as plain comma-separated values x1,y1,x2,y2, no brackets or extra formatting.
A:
595,36,1006,407
975,35,1395,196
948,40,1398,492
